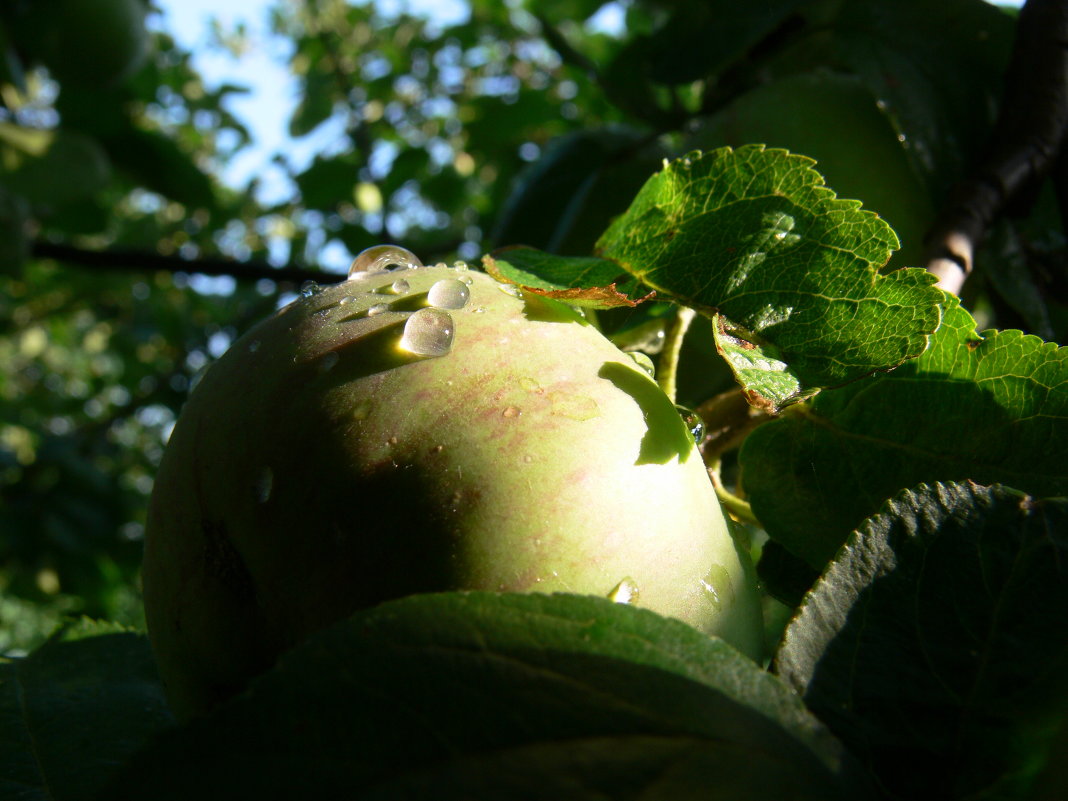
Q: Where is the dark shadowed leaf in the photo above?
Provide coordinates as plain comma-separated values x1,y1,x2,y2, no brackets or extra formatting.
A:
776,482,1068,801
0,619,173,801
107,592,869,800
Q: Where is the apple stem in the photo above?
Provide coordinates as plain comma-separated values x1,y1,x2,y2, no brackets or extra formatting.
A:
658,305,696,403
707,460,762,527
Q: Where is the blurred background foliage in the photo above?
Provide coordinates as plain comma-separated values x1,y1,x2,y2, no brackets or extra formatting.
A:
0,0,1049,654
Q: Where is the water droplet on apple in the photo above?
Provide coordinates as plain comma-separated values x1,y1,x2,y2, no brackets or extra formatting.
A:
300,280,321,298
318,352,340,372
348,244,423,278
676,404,705,444
248,340,261,353
253,467,273,504
607,577,640,605
502,405,520,418
400,308,454,357
497,283,522,298
390,278,410,294
625,351,656,378
368,303,390,316
700,564,735,610
452,259,469,271
427,278,470,309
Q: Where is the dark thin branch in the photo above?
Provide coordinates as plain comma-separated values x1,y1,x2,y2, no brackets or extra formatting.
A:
926,0,1068,294
31,241,338,285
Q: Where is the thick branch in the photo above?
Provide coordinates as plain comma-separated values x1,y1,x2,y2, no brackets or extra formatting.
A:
926,0,1068,295
31,241,336,285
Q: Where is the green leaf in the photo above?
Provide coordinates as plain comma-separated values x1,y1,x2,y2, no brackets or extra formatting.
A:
107,592,870,799
775,482,1068,801
483,246,654,308
596,146,943,409
0,619,174,801
741,295,1068,567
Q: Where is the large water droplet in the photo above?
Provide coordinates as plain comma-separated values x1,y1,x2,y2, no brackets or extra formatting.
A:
676,404,705,444
254,467,273,504
608,577,640,605
400,308,454,357
625,351,656,379
300,280,321,298
427,278,470,310
348,244,423,278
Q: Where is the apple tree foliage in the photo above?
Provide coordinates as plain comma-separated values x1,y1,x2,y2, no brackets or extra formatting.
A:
3,0,1068,799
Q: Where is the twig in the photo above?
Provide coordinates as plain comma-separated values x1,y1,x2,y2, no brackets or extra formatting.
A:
657,305,695,403
925,0,1068,295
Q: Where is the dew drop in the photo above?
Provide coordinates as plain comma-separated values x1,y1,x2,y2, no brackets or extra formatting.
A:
502,405,520,418
497,282,522,298
248,340,261,353
700,564,735,610
390,278,410,294
368,303,391,316
338,295,355,306
427,278,470,310
433,261,448,269
318,351,340,372
473,306,486,313
348,244,423,278
400,308,454,357
523,454,534,463
300,280,321,298
607,577,640,605
452,259,469,271
676,404,705,444
625,351,656,379
253,467,273,504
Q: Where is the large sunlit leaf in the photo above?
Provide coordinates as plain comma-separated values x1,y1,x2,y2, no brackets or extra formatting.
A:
741,295,1068,567
596,146,943,409
107,592,870,800
776,482,1068,801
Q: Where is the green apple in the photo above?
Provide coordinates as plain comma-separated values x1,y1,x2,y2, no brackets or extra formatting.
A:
12,0,147,88
143,255,764,717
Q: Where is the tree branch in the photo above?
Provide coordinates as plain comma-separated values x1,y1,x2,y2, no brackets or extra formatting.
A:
31,241,338,285
925,0,1068,295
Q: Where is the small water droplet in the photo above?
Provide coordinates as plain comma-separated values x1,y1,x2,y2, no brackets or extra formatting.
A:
300,280,321,298
459,275,473,285
388,435,399,445
427,278,470,310
497,282,522,298
400,308,454,357
368,303,391,316
248,340,261,353
348,244,423,278
338,295,356,306
473,306,486,313
502,405,520,418
607,577,640,605
433,261,448,269
318,352,340,372
390,278,410,294
523,454,534,463
254,467,273,504
700,564,735,610
675,405,705,444
431,444,445,453
625,351,656,379
452,259,469,271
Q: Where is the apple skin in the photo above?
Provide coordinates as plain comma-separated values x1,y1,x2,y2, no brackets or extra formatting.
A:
143,265,764,717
